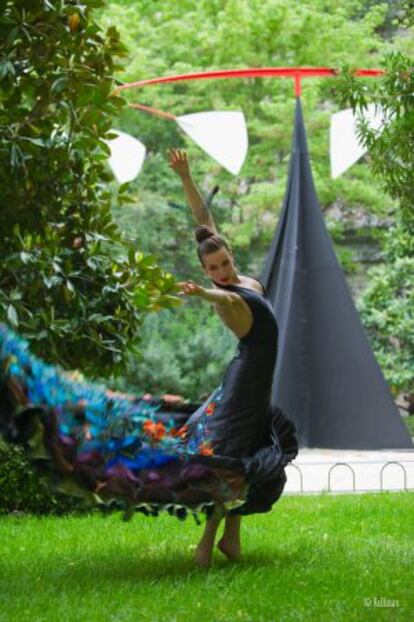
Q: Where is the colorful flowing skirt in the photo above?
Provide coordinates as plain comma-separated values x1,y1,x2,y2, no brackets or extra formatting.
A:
0,323,298,524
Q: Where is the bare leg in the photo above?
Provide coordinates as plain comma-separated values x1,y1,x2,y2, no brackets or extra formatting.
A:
217,514,242,561
195,505,225,569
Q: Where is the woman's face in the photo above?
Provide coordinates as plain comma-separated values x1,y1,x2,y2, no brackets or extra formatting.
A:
202,247,235,285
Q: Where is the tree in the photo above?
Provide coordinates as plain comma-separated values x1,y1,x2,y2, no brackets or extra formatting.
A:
335,50,414,410
0,0,180,376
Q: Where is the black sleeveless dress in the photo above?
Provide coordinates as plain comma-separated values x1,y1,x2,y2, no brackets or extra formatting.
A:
0,280,298,523
175,278,299,516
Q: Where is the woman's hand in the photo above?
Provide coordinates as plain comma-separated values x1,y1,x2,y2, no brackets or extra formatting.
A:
177,280,206,298
168,148,190,178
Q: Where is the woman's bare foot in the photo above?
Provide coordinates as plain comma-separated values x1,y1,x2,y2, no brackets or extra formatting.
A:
193,505,225,569
217,537,242,562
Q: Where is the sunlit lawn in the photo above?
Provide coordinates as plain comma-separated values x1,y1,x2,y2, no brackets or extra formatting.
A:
0,492,413,622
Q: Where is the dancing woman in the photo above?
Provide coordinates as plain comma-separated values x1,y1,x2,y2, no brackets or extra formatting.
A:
0,150,297,572
169,149,298,568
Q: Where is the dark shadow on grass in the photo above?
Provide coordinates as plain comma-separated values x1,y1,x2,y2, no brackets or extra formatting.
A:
0,546,303,591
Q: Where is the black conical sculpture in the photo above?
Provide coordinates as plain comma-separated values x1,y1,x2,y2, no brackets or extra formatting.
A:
261,97,412,449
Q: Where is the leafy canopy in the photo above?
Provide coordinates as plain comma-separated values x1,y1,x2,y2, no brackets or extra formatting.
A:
0,0,181,376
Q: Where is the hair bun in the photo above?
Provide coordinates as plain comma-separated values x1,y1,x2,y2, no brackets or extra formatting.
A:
195,224,215,244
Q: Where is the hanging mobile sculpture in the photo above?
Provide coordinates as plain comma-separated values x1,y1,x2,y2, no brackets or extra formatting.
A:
104,66,386,182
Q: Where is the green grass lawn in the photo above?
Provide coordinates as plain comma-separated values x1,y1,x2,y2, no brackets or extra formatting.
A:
0,492,413,622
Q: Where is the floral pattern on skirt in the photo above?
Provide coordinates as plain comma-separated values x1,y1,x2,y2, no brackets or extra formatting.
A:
177,382,224,456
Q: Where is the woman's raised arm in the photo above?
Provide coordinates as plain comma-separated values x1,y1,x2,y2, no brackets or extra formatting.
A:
168,148,219,234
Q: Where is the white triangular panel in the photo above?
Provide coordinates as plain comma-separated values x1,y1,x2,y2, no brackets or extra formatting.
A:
330,104,390,179
105,130,146,183
177,111,248,175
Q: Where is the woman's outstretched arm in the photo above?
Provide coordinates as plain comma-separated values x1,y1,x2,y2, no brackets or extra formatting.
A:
168,148,218,234
178,280,237,306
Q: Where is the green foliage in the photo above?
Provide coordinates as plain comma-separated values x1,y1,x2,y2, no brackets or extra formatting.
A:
336,50,414,228
112,189,201,279
353,0,414,37
335,50,414,397
356,257,414,396
405,414,414,436
0,0,181,375
0,438,85,516
112,302,237,401
334,246,360,276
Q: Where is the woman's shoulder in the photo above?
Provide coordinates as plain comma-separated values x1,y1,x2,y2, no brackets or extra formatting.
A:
211,274,265,295
239,275,266,295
